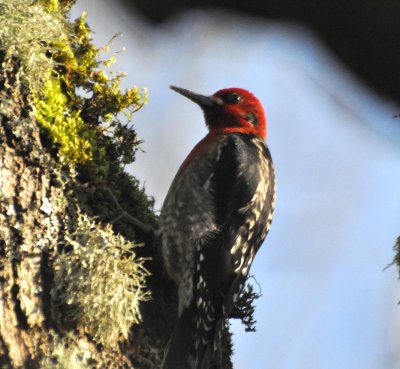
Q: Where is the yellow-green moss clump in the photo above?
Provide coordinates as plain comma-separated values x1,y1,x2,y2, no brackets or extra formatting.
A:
52,212,151,348
34,78,98,163
0,0,147,165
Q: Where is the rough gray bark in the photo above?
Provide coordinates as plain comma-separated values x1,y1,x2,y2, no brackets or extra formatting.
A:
0,62,65,367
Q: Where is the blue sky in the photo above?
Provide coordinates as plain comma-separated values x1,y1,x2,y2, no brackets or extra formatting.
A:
72,2,400,368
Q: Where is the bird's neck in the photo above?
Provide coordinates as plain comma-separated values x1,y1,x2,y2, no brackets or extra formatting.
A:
208,126,266,141
177,129,265,174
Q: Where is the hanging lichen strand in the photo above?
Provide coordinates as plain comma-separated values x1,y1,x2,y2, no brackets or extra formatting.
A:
52,211,151,348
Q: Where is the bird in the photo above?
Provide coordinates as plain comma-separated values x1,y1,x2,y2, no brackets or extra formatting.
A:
160,85,275,369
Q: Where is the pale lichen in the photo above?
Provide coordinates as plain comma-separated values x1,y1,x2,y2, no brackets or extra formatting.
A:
52,212,151,348
0,0,67,91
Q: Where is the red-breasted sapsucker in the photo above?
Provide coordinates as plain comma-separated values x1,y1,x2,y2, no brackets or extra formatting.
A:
160,86,275,369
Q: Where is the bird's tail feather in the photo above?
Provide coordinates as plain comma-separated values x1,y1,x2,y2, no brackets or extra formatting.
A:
197,318,225,369
162,304,196,369
163,305,223,369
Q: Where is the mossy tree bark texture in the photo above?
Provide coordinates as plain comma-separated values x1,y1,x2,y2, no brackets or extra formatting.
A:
0,59,159,369
0,1,166,368
0,1,238,369
0,66,65,368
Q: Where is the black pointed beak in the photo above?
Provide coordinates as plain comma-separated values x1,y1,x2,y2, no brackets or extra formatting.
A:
170,85,221,108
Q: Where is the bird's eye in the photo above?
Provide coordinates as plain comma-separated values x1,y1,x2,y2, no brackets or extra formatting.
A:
223,92,241,104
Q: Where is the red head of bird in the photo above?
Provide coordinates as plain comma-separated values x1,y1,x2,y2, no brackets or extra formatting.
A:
170,86,267,141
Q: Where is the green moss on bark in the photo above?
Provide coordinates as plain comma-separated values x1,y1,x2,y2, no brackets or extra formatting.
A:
0,0,156,367
1,0,146,166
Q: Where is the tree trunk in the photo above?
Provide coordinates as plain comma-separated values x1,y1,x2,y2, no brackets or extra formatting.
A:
0,1,164,367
